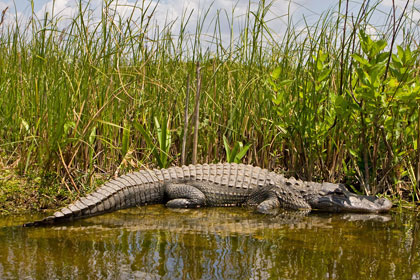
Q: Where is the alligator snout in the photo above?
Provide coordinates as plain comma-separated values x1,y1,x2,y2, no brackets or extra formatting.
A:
312,189,393,213
370,196,393,212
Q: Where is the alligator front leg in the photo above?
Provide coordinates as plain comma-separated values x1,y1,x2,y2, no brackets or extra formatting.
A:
248,188,312,213
165,183,206,208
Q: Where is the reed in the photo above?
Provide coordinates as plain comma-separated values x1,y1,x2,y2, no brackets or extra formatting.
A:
0,0,419,208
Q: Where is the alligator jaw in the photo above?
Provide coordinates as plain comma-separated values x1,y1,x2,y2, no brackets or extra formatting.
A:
312,194,392,213
308,183,393,213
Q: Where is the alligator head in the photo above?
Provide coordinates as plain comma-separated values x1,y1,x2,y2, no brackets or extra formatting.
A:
305,183,392,213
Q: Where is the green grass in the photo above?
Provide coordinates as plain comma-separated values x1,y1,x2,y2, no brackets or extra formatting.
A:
0,0,419,210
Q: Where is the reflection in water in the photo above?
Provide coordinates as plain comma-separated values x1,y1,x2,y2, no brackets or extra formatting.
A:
0,206,419,279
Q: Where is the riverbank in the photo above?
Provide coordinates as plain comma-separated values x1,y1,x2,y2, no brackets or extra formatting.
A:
0,167,59,214
0,165,105,214
1,163,419,215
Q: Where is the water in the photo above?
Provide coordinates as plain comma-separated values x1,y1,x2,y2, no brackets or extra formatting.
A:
0,205,419,279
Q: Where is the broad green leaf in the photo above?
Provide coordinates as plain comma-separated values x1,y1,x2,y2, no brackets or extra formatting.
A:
316,56,323,71
272,95,281,105
271,67,282,79
223,135,231,162
319,51,328,63
64,121,75,135
230,142,241,161
21,119,30,132
352,53,369,66
266,77,277,91
334,95,347,111
391,53,402,67
348,148,358,158
397,45,404,62
388,78,399,88
89,126,96,145
317,68,332,83
154,117,171,168
404,46,412,63
278,79,294,87
359,30,372,56
235,144,251,163
376,52,389,63
372,39,387,57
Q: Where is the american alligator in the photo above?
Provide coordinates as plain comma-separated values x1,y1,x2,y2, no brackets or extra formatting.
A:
23,163,392,226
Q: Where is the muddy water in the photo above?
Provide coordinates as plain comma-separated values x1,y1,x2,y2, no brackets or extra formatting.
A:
0,205,419,279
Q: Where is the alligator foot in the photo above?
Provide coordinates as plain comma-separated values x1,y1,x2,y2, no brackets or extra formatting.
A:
165,183,206,208
166,198,202,208
256,196,280,214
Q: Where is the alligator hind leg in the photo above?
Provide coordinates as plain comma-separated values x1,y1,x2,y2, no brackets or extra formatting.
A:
164,183,206,208
247,189,281,214
256,194,280,214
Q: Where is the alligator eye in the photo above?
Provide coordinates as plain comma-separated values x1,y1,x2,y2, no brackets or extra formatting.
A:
334,189,345,195
327,189,344,196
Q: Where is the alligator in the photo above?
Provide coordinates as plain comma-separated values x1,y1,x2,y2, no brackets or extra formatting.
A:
23,163,392,226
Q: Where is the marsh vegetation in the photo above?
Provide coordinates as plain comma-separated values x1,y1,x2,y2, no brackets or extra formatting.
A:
0,0,419,211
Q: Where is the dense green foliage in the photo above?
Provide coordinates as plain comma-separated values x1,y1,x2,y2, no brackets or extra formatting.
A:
0,0,419,207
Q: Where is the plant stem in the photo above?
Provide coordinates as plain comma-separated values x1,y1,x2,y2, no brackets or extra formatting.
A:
192,62,201,164
181,75,190,165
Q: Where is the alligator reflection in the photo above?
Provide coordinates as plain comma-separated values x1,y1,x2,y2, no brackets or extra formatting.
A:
64,206,392,233
1,206,419,280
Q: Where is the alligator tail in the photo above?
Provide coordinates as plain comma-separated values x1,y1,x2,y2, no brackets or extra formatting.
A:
23,170,164,227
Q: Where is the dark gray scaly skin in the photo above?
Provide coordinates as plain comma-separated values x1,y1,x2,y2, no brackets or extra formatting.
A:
23,163,393,226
